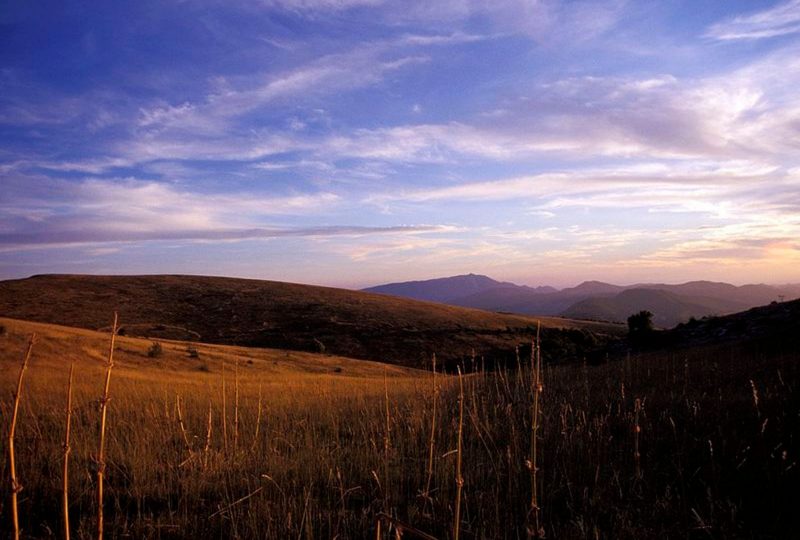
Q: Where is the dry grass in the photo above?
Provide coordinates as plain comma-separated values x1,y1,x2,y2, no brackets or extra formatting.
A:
1,316,799,538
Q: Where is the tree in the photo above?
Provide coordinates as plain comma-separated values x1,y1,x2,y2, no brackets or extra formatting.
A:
627,310,654,345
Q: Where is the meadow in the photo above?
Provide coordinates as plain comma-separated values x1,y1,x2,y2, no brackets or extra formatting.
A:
1,316,798,539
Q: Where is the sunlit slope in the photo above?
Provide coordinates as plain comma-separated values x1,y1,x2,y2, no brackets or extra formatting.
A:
0,317,422,387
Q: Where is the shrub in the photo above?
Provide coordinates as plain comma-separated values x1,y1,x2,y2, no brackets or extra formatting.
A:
627,310,654,346
187,345,199,358
147,341,163,358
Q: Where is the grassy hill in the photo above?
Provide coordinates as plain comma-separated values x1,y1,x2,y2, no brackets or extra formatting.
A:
0,274,623,369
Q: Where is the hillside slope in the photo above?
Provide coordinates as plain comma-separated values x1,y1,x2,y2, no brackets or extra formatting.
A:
562,288,751,327
0,317,421,383
0,274,622,369
664,297,800,350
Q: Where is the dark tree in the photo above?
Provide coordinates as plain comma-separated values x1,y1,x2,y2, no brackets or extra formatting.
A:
627,310,654,345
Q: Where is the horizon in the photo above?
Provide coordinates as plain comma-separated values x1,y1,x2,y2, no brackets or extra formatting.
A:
4,270,798,292
3,1,800,286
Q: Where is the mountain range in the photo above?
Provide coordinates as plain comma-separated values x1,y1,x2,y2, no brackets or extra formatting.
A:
364,274,800,328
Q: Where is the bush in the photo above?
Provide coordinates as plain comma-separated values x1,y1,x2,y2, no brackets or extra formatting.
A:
147,341,163,358
187,345,199,358
627,310,654,346
0,324,5,336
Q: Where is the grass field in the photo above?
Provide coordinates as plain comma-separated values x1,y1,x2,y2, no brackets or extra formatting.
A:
1,316,798,538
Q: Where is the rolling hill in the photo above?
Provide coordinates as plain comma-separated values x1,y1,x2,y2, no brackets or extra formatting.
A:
0,274,622,369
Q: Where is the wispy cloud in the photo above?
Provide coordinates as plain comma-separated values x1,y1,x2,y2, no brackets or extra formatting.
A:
366,159,786,215
0,176,448,249
706,0,800,41
0,224,446,250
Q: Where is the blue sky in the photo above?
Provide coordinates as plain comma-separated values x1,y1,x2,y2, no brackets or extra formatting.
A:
2,0,800,288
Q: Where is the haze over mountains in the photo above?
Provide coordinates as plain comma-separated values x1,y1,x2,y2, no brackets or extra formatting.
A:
365,274,800,328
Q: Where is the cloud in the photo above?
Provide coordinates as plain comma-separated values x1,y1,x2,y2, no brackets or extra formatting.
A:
380,0,626,44
706,0,800,41
0,224,447,249
256,0,383,12
367,159,783,210
307,45,800,168
0,176,449,249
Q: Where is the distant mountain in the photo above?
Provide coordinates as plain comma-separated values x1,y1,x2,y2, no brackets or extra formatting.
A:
364,274,800,329
562,280,626,296
363,273,555,303
447,280,623,316
561,288,752,328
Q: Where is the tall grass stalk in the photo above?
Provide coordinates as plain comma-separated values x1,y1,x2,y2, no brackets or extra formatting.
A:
203,401,212,469
234,356,240,451
176,395,193,461
424,353,437,500
383,365,391,510
8,334,35,540
97,313,118,540
63,361,75,540
453,366,465,540
252,383,262,452
529,323,543,538
221,358,227,452
634,397,642,480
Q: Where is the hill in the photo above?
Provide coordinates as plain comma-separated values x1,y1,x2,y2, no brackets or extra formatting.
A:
664,296,800,350
0,274,622,369
363,273,555,303
562,288,751,327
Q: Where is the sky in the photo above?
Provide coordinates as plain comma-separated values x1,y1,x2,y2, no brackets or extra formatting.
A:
2,0,800,289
